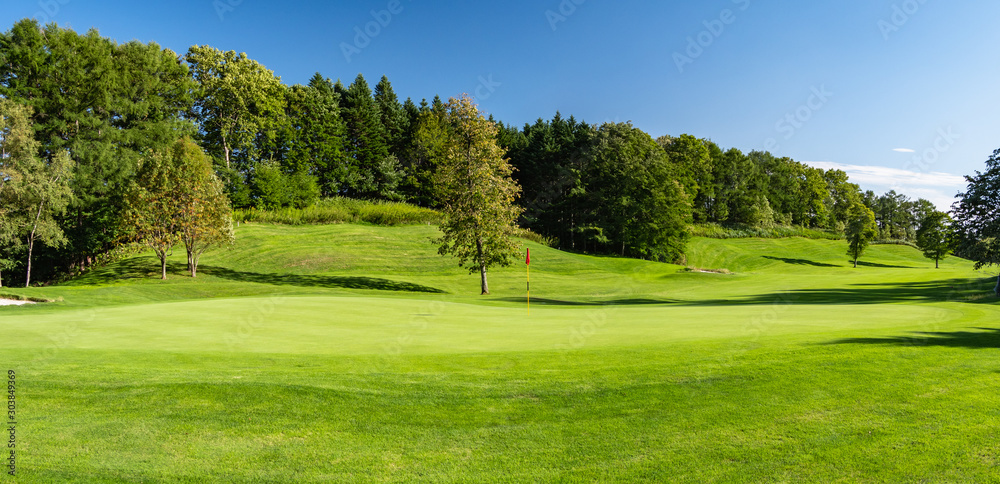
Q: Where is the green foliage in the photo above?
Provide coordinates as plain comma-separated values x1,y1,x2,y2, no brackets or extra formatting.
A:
172,138,235,278
0,19,196,279
251,161,319,210
691,224,842,240
272,77,349,198
435,96,524,294
122,138,233,279
846,203,878,268
914,210,953,269
952,149,1000,294
0,99,75,286
588,123,691,262
339,74,402,200
185,45,286,171
233,197,441,226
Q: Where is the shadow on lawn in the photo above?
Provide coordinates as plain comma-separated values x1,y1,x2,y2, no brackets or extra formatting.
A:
855,260,915,269
762,256,840,268
496,297,680,306
823,327,1000,349
67,256,445,294
200,265,446,294
505,277,998,307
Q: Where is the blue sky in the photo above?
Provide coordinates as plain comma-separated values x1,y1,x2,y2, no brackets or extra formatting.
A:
4,0,997,209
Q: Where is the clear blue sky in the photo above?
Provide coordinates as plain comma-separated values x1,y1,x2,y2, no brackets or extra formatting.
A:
4,0,997,209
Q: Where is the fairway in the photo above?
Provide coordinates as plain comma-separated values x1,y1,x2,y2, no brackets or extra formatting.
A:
4,223,999,482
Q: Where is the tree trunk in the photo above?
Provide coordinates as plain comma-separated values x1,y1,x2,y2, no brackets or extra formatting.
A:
160,253,168,280
25,237,33,287
935,258,939,269
26,200,45,288
995,273,999,297
853,257,858,269
223,135,231,169
477,237,489,295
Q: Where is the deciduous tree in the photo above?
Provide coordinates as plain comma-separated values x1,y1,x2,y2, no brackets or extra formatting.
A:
915,211,953,269
952,149,1000,295
435,96,523,295
846,203,878,268
173,139,235,278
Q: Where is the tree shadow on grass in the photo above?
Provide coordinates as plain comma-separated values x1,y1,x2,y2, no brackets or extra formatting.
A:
762,256,841,268
855,260,914,269
501,277,998,307
198,265,446,294
707,277,999,306
495,297,680,306
822,327,1000,349
65,256,445,294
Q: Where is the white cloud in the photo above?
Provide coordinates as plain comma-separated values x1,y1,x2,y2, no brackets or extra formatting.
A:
803,161,967,211
892,148,915,153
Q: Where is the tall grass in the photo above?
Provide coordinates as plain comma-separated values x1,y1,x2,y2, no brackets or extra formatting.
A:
692,223,843,240
234,197,442,226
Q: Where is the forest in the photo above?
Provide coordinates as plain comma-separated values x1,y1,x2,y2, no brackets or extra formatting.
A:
0,19,948,285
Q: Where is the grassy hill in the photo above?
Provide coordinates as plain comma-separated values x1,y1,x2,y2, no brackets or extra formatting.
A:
2,223,999,482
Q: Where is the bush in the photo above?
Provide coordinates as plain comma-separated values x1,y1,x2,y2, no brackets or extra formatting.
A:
514,228,558,248
234,197,441,226
691,224,843,240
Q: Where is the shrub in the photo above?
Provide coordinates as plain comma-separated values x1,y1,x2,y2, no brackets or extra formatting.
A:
234,197,441,226
691,224,842,240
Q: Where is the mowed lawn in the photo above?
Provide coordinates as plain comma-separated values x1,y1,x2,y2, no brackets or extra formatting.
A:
3,223,999,482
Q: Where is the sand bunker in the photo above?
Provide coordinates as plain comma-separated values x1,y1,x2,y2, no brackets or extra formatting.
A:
0,299,34,306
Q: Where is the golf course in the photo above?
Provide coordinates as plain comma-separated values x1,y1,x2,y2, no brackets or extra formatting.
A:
3,220,998,482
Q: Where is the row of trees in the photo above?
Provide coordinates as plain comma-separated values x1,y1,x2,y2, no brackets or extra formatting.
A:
2,18,996,291
0,20,234,285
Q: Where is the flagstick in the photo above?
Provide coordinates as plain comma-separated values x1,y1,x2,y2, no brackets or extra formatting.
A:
526,248,531,316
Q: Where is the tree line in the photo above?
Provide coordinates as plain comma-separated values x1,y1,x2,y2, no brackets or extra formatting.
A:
1,19,995,290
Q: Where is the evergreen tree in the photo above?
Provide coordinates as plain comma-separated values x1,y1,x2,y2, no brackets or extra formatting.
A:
340,74,402,199
373,75,408,158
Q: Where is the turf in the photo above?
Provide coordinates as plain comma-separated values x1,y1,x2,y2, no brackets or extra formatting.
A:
2,223,999,482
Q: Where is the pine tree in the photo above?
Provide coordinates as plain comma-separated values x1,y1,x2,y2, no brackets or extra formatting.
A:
340,74,401,199
373,75,407,158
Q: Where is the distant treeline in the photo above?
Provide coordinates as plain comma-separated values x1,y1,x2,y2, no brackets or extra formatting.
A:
0,19,935,283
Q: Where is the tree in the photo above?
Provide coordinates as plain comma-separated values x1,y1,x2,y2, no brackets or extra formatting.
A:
186,45,286,170
587,123,691,261
123,148,182,280
915,211,953,269
374,75,407,158
845,203,878,268
0,99,75,286
1,20,196,278
435,96,523,295
172,139,235,278
340,74,402,200
952,149,1000,295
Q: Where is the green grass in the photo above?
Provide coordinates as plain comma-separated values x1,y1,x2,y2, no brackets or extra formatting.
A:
2,223,999,482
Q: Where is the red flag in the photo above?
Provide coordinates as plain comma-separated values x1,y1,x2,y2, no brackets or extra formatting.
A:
526,248,530,265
